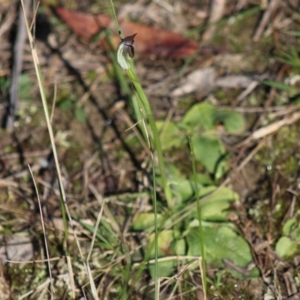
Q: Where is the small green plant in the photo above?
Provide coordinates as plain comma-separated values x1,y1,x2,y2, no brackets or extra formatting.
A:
109,0,256,295
276,217,300,258
57,93,87,123
262,47,300,104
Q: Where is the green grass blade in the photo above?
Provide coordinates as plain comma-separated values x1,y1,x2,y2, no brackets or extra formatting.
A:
188,136,207,298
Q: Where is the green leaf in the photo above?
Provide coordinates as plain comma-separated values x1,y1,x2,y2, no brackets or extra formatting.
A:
197,186,239,221
181,102,216,131
172,179,194,205
148,230,175,278
74,106,87,123
149,230,173,257
194,173,214,186
172,238,186,256
275,236,298,259
293,224,300,242
214,110,245,133
162,164,193,205
132,212,169,231
0,77,10,91
156,121,184,150
58,99,73,110
158,164,216,205
19,74,33,100
282,218,300,242
186,223,258,278
148,259,174,279
192,133,227,178
180,102,245,134
262,80,300,93
282,218,297,236
80,220,117,250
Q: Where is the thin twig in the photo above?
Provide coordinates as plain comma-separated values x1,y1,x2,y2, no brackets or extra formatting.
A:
86,184,105,299
253,0,281,42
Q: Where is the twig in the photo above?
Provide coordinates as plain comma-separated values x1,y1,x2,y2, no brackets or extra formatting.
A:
201,0,226,42
253,0,281,42
246,112,300,144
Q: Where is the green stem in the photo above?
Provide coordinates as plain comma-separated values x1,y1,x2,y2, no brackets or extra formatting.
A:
152,162,159,299
126,68,173,207
188,136,207,297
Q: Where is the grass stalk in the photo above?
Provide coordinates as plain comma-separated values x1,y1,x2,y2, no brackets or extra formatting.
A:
20,0,68,243
126,68,173,207
20,1,98,297
188,136,207,298
152,160,159,300
28,165,54,299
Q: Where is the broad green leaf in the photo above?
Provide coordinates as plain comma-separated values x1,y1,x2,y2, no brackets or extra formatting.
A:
156,121,184,150
194,173,214,186
149,230,173,257
293,225,300,242
58,99,73,110
181,102,216,131
214,110,245,133
158,164,218,205
171,179,194,205
275,236,298,259
281,218,300,243
197,186,239,221
192,133,227,178
132,212,163,231
172,238,186,256
181,102,245,134
282,218,297,236
148,230,175,278
148,259,174,279
186,223,258,278
164,164,194,204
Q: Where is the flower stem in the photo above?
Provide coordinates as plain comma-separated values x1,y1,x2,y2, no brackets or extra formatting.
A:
127,69,173,207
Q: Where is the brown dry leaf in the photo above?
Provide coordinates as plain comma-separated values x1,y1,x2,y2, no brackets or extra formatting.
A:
54,6,197,58
54,6,111,40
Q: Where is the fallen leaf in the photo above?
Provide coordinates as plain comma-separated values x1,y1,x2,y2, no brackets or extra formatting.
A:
54,6,198,58
1,235,34,267
171,68,216,97
215,75,255,88
54,6,111,40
